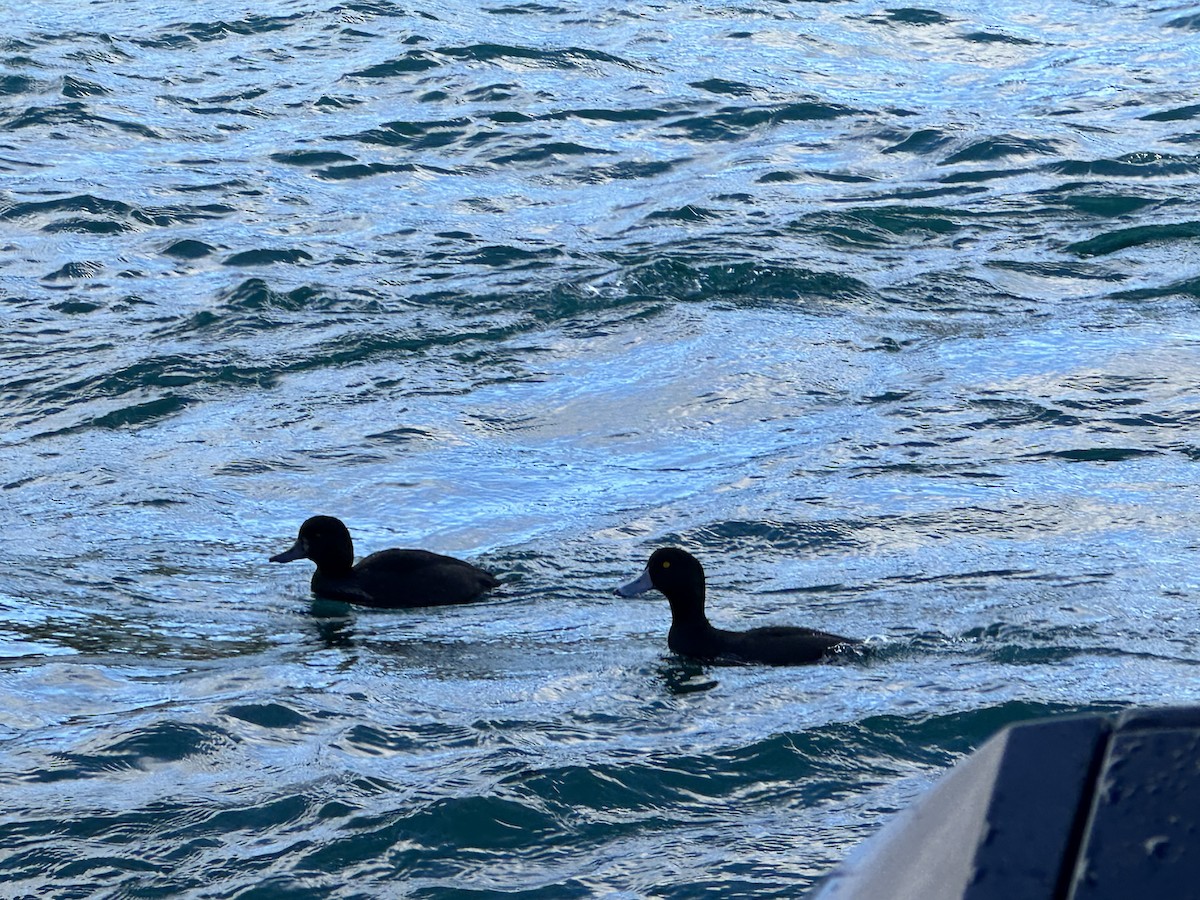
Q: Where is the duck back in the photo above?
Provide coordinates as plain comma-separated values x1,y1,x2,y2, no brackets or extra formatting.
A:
313,548,499,608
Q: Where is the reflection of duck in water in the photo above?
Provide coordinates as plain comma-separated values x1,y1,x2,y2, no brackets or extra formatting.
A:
271,515,498,608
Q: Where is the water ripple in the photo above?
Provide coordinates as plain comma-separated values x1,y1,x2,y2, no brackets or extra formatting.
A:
6,1,1200,896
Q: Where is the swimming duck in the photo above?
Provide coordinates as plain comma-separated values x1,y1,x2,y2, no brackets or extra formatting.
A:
270,515,498,608
617,547,858,665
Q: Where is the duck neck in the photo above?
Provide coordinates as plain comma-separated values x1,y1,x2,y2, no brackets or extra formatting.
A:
665,587,711,631
312,539,354,576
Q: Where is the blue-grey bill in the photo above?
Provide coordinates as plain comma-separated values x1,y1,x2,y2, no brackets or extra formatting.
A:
616,567,654,597
270,541,306,563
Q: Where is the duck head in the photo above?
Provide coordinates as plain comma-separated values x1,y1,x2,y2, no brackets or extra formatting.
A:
270,515,355,575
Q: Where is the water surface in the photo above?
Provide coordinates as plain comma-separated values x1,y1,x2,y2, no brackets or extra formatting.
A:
4,1,1200,896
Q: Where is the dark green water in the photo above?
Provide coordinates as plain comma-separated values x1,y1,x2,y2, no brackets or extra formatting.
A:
4,1,1200,896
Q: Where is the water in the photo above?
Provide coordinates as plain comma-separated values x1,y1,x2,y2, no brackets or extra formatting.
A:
4,0,1200,895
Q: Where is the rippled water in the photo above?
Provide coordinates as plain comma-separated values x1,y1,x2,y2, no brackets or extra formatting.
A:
4,1,1200,896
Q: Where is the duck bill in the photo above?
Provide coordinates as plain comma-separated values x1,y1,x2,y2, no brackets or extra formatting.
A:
616,567,654,597
270,540,306,563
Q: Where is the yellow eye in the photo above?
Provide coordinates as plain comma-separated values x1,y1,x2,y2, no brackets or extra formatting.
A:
661,560,671,569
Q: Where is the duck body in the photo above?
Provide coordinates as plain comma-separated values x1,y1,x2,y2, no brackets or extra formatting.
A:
667,619,857,666
618,546,858,666
271,515,498,608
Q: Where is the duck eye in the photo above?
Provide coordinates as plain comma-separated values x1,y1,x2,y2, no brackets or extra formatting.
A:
661,560,671,569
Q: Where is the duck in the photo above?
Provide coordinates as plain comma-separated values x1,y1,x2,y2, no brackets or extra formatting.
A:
270,515,498,608
617,547,859,665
